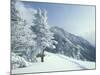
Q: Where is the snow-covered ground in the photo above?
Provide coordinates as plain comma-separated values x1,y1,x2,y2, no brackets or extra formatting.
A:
12,52,95,74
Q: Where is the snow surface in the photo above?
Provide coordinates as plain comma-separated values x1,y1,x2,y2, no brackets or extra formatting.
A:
12,52,95,74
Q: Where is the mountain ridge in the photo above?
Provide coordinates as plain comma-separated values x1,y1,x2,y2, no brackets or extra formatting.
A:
46,26,96,61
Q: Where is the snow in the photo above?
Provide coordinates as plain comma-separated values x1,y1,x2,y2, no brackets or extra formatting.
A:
15,0,36,25
11,52,32,69
12,52,95,74
57,53,95,69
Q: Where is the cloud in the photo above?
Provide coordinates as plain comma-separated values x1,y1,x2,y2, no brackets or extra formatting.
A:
15,1,37,26
79,30,95,46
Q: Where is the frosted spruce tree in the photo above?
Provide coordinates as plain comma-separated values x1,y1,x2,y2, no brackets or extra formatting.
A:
11,0,36,62
32,9,57,62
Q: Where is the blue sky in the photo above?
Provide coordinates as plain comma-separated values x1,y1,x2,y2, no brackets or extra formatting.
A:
21,1,95,45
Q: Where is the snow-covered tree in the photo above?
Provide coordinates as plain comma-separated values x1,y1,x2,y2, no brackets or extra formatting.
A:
11,0,36,62
11,0,21,52
32,9,57,62
11,52,29,69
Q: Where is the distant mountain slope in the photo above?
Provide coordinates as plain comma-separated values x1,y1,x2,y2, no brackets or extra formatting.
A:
46,26,96,61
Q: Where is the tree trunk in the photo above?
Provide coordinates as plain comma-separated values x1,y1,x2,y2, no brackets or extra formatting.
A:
41,55,44,62
41,50,44,62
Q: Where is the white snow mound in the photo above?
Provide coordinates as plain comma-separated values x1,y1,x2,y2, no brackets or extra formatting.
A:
12,52,95,74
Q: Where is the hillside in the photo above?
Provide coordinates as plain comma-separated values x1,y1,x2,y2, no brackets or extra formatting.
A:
12,52,95,74
46,26,96,61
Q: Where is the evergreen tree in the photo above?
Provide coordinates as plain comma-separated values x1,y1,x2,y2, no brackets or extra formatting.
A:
11,0,36,62
32,9,57,62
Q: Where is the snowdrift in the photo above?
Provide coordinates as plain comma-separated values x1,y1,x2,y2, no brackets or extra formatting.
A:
12,52,95,74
